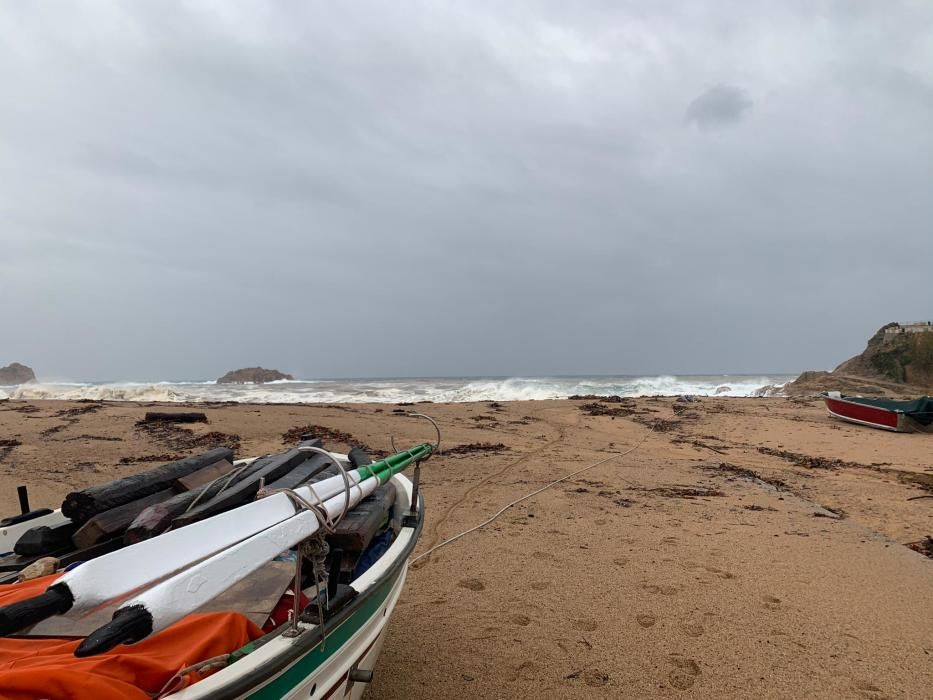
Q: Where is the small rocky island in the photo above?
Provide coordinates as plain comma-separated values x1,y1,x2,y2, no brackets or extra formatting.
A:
785,322,933,396
0,362,36,385
216,367,294,384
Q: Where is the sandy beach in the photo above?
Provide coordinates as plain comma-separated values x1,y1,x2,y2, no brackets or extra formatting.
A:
0,396,930,698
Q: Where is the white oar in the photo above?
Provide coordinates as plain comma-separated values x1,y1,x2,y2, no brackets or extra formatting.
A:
0,447,427,635
75,453,400,655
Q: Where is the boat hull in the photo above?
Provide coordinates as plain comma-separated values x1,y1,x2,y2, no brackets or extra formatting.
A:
823,394,933,433
176,471,422,700
824,395,902,431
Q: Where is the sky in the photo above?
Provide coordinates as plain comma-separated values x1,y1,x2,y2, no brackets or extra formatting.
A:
1,1,932,381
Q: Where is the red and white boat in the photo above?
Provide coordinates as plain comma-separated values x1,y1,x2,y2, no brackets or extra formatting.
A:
822,392,933,433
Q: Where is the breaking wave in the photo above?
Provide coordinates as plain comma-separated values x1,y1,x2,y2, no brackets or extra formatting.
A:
1,375,793,404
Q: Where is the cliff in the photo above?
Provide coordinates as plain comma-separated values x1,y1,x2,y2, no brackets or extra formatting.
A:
0,363,36,385
216,367,294,384
784,323,933,396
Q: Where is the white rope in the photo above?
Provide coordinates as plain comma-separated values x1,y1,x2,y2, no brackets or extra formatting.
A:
409,429,651,565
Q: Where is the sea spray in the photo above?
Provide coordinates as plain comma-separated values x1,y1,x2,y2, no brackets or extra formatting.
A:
2,375,794,404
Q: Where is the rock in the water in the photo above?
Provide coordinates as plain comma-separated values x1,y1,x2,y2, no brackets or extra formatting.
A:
0,363,36,385
216,367,294,384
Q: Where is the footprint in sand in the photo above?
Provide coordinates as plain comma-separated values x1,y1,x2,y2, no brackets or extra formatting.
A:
458,578,485,591
530,581,551,591
571,618,598,632
532,551,555,561
704,566,736,580
668,656,701,690
762,595,781,610
514,660,540,681
636,613,657,628
510,614,531,626
583,669,611,687
853,681,887,700
660,585,679,596
681,623,704,637
612,557,629,567
642,584,662,594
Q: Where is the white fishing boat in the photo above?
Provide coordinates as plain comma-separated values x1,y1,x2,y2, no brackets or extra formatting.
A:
0,423,434,700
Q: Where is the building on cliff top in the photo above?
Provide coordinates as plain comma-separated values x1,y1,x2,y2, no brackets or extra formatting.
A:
884,322,933,339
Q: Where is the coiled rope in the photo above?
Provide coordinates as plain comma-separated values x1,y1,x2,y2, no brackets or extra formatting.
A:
410,427,652,566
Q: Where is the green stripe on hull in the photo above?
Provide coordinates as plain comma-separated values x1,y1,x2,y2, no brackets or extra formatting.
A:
248,567,403,699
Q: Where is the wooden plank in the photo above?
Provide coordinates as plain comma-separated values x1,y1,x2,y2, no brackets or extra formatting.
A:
263,453,333,491
171,440,321,530
172,459,235,492
72,489,176,550
62,447,234,524
329,482,396,554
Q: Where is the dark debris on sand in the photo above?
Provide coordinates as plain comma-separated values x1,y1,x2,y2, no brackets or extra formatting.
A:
282,424,371,452
756,447,861,470
636,485,725,499
137,421,241,452
445,442,511,456
703,462,790,491
906,536,933,559
0,439,22,462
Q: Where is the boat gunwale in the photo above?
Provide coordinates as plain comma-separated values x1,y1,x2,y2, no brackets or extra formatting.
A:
190,484,424,700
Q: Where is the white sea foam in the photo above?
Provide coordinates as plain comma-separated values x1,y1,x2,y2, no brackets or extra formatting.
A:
1,375,794,404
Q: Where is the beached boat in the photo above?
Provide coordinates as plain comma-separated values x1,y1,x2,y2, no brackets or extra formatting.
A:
0,433,433,699
822,392,933,433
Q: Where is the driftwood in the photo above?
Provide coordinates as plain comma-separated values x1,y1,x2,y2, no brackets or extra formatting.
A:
14,522,79,556
140,412,207,424
72,489,176,550
172,440,320,530
62,447,234,524
173,459,235,492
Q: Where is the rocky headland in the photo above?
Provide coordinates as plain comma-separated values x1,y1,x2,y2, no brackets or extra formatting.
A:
784,322,933,396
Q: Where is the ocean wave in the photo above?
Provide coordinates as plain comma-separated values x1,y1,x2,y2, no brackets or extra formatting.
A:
1,375,793,404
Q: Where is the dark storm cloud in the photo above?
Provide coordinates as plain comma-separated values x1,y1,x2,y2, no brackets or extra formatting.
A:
685,85,753,129
1,1,932,380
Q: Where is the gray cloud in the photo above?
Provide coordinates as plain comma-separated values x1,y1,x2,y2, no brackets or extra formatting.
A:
685,84,753,129
1,2,932,380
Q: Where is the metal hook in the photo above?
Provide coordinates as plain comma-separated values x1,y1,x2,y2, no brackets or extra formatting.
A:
388,412,442,456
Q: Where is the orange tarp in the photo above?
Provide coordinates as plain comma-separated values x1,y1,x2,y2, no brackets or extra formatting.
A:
0,576,263,700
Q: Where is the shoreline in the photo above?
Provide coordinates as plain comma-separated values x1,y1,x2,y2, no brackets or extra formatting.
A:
0,396,930,697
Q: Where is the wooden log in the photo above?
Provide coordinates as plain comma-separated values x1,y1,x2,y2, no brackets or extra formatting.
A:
72,489,176,550
61,447,234,524
171,440,321,530
126,441,321,542
173,459,235,492
140,412,207,424
127,461,262,543
14,521,78,556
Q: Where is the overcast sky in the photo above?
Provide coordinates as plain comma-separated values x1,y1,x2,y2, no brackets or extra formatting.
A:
2,2,931,381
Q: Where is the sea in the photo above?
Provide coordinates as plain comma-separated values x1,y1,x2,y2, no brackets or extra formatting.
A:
0,375,795,404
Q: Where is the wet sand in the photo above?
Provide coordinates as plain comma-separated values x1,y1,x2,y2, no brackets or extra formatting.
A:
0,397,930,698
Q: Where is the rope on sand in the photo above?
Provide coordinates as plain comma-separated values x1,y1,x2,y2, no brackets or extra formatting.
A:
409,428,652,566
